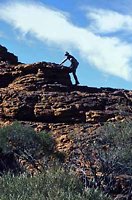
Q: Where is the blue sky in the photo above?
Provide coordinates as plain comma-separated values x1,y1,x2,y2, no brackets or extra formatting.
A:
0,0,132,89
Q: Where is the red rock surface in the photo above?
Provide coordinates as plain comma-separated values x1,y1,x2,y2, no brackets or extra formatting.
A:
0,46,132,198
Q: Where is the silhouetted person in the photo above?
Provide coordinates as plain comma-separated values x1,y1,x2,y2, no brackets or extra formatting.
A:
60,52,80,85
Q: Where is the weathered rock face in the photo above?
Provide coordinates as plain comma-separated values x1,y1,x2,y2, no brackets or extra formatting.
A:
1,78,132,123
0,46,132,198
0,45,18,65
0,46,132,151
0,61,72,88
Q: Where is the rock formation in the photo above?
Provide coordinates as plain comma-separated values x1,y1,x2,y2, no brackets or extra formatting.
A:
0,45,132,199
0,45,18,65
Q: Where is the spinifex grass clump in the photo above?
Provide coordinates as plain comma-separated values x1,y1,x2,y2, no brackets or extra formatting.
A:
0,167,111,200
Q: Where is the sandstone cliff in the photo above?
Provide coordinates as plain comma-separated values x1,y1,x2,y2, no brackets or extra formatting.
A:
0,45,132,198
0,45,18,65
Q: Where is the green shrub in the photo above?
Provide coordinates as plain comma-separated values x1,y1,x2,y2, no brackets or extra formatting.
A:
95,119,132,174
0,122,54,158
0,168,111,200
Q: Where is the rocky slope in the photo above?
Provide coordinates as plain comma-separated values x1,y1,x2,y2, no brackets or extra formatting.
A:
0,45,132,199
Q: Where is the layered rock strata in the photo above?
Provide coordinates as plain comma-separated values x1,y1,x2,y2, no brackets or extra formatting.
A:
0,46,132,198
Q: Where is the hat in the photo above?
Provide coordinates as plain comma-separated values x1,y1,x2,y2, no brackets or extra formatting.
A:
65,51,69,56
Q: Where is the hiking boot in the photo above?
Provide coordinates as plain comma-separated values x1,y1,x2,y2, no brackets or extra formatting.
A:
75,82,80,86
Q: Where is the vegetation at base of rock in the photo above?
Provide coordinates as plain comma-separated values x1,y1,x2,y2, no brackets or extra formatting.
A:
0,122,111,199
0,122,61,175
81,120,132,197
0,168,111,200
0,122,54,157
94,119,132,175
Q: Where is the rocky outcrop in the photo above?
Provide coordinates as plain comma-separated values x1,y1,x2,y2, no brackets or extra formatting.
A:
0,46,132,198
0,61,72,88
0,45,18,65
1,81,131,123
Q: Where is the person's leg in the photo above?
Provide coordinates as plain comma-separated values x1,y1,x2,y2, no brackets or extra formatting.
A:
70,64,80,85
72,71,80,85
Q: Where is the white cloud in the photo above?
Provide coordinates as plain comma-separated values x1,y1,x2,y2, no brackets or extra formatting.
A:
0,1,132,81
87,8,132,33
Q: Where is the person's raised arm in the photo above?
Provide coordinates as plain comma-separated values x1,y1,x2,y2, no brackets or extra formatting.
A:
60,58,67,66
